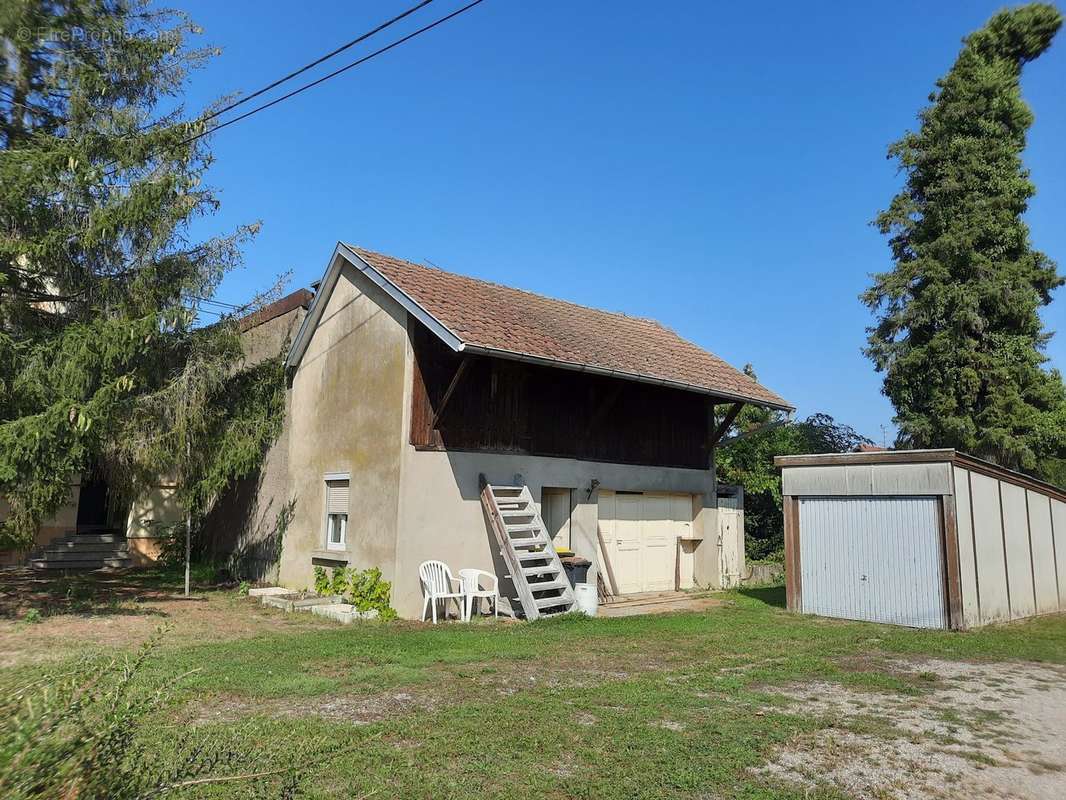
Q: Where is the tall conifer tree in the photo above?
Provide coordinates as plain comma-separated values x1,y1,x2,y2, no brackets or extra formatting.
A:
864,4,1066,482
0,1,282,550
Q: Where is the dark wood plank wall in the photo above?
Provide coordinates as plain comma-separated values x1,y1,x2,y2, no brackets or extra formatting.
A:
409,325,710,469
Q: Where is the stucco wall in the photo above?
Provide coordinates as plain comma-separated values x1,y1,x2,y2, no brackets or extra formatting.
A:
279,264,408,591
0,481,80,565
202,305,306,580
392,445,717,619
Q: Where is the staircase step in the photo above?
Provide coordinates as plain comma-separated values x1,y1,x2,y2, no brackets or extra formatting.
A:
53,534,126,544
46,542,128,553
522,564,561,577
505,523,538,533
31,556,131,570
529,579,569,594
534,596,573,610
509,537,544,550
43,546,128,557
515,549,552,562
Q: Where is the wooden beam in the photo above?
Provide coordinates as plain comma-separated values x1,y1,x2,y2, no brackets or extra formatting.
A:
940,495,965,631
429,357,470,431
783,495,801,612
709,402,744,448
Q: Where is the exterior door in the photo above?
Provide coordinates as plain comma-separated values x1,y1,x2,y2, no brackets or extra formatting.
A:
541,488,572,550
798,496,947,629
612,493,644,594
598,490,693,594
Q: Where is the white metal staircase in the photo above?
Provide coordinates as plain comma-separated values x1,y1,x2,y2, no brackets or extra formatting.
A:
480,475,576,620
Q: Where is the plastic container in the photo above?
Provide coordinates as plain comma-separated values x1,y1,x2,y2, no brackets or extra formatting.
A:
574,582,598,616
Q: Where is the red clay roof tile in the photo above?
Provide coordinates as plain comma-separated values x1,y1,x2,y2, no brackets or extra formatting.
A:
344,244,791,409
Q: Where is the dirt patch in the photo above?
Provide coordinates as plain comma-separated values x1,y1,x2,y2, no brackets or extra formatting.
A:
0,570,332,668
756,658,1066,800
185,688,441,727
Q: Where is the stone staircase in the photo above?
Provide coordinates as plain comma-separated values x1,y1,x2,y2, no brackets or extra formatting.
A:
30,531,132,571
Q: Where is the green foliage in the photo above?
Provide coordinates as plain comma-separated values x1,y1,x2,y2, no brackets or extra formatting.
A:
312,566,330,596
237,581,250,597
863,4,1065,482
717,368,871,559
0,2,286,547
313,566,397,620
0,627,302,798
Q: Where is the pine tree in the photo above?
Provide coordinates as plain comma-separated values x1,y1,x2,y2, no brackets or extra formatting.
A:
0,1,283,551
864,4,1066,482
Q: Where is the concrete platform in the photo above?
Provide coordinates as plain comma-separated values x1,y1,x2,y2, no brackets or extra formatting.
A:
311,603,379,624
248,586,290,598
597,591,723,618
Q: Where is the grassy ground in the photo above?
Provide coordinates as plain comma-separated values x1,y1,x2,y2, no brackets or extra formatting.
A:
2,570,1065,799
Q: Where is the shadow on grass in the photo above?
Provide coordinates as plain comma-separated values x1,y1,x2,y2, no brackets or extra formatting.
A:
736,585,786,609
0,564,231,620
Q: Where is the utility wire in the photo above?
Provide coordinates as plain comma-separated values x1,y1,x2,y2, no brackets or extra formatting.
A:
104,0,485,177
196,0,435,127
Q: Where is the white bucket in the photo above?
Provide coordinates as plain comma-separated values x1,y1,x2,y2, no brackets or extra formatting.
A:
574,583,598,616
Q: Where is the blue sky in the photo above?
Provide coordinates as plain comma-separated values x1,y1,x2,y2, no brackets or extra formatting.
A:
177,0,1065,443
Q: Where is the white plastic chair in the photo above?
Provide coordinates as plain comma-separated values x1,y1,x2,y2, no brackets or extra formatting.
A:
459,568,499,622
419,560,465,624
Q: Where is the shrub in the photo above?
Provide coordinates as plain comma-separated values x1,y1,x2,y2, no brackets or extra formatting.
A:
314,566,397,620
0,628,302,799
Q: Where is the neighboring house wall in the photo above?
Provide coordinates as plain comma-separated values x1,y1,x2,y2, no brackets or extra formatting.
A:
0,480,80,565
278,265,408,592
202,298,309,580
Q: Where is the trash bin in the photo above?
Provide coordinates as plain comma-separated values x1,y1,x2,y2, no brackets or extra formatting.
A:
560,556,591,588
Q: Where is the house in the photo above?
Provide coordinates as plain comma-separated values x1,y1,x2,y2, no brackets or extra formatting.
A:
273,243,791,618
775,449,1066,629
0,289,314,570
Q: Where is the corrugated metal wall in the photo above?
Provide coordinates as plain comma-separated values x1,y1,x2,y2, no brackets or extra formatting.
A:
953,466,1065,627
798,496,947,629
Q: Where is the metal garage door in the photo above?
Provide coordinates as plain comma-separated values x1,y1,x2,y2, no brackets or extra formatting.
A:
598,491,692,594
799,497,947,629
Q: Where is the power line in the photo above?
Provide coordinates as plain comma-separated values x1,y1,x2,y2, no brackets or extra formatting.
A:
105,0,486,177
196,0,435,127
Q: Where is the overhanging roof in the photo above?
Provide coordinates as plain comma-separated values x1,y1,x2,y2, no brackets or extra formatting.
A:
286,243,794,411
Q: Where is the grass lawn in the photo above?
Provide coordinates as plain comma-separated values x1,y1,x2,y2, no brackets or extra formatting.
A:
2,571,1065,799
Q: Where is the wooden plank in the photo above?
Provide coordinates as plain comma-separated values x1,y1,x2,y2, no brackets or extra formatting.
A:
710,403,744,448
429,357,470,431
939,495,965,631
597,526,619,597
783,495,801,612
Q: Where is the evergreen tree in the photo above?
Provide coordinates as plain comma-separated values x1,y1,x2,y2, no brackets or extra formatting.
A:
864,3,1066,482
0,1,282,552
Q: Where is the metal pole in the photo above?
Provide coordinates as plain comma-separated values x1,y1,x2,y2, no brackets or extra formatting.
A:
184,438,191,597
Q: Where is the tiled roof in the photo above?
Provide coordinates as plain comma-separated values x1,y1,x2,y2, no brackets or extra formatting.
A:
239,289,314,332
343,244,791,410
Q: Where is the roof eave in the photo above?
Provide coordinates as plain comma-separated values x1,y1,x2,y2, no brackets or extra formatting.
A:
459,342,794,412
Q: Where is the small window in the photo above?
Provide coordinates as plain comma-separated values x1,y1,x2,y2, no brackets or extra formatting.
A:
324,477,349,551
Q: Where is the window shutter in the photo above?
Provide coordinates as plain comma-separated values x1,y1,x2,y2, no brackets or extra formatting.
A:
326,480,349,515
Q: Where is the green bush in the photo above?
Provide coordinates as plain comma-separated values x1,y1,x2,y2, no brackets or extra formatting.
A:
0,628,302,798
313,566,396,620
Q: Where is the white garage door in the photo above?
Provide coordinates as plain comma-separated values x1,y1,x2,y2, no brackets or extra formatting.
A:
799,497,947,629
598,491,692,594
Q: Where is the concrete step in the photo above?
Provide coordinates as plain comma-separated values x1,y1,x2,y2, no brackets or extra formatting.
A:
31,556,131,570
42,548,129,561
45,540,129,553
49,533,126,545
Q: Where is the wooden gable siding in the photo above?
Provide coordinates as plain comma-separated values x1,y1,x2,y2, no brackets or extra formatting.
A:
410,325,710,469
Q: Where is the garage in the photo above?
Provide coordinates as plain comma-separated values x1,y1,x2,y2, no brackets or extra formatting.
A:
798,496,946,628
776,449,1066,630
597,490,693,594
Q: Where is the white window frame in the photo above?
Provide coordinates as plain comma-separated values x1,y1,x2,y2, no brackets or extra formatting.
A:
323,472,350,552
